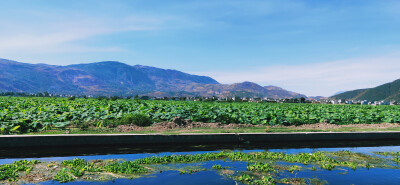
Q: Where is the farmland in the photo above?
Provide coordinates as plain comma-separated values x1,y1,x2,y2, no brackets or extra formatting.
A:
0,97,400,134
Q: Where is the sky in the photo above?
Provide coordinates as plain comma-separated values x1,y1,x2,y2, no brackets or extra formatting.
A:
1,0,400,96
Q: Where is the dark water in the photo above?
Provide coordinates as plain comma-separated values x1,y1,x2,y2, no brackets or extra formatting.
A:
1,142,400,185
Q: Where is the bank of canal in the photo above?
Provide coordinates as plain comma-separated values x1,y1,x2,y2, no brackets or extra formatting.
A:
1,131,400,148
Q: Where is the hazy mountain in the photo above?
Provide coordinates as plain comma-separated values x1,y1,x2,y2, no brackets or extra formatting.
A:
331,79,400,102
308,96,327,101
332,91,345,96
0,59,306,98
149,81,306,98
263,85,306,99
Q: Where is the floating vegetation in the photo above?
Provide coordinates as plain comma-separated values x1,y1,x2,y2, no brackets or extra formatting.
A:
0,160,39,182
1,150,400,184
247,162,276,173
53,168,75,183
212,164,223,169
374,152,400,163
287,165,301,173
104,161,148,174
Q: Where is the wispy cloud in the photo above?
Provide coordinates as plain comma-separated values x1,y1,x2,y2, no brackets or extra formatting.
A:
197,55,400,97
0,11,164,54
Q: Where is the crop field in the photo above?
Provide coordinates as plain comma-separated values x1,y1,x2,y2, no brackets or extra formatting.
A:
0,97,400,134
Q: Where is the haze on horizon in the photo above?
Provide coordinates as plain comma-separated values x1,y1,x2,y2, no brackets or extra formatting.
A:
1,0,400,97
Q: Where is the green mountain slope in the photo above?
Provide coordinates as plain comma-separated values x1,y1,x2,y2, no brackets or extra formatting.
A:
331,79,400,102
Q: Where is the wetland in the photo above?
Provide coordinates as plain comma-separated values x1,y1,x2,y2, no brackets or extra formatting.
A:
1,143,400,184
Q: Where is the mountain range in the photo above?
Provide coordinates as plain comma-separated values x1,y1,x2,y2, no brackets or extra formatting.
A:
0,59,306,99
331,79,400,102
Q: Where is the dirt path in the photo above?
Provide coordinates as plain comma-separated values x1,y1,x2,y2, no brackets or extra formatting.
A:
116,117,253,132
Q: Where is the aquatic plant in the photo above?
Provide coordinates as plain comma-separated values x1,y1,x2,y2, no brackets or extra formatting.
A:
62,158,101,172
247,162,276,173
62,158,87,167
54,168,75,183
237,174,254,182
0,160,39,181
311,166,317,171
212,164,223,169
70,167,85,177
104,161,148,174
0,150,395,184
374,151,400,163
237,174,275,185
288,165,301,173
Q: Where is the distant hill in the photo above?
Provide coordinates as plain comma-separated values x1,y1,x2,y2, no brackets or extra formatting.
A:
308,96,328,101
164,81,306,99
331,79,400,102
332,91,345,96
263,85,306,99
0,59,306,99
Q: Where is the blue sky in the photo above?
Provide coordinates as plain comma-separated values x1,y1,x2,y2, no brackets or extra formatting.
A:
1,0,400,96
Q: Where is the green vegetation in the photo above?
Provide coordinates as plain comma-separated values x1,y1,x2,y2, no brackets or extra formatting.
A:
332,79,400,102
103,113,153,127
247,162,276,172
1,151,399,184
374,151,400,163
53,168,75,183
23,125,400,135
212,164,223,169
104,161,148,174
62,158,102,173
0,160,39,181
237,174,276,185
1,97,400,134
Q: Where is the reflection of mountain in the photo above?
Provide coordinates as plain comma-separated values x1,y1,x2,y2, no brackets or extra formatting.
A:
0,59,306,98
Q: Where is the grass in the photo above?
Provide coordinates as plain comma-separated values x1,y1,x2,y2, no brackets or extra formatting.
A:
25,128,159,135
21,125,400,135
267,126,400,133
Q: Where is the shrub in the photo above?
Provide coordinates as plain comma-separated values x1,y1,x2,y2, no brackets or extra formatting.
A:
103,113,153,127
96,96,108,100
110,96,120,101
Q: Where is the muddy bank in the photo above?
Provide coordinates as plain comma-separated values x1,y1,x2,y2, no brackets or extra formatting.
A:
273,122,400,130
116,116,399,132
116,116,255,132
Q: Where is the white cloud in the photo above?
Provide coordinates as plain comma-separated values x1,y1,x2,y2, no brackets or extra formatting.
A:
196,56,400,97
0,13,163,54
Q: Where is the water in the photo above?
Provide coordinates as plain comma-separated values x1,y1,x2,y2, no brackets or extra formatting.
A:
1,142,400,184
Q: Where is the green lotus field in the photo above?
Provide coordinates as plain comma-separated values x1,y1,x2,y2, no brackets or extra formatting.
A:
1,97,400,134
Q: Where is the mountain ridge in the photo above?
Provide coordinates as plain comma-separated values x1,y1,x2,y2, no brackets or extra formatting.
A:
0,59,306,98
331,79,400,102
